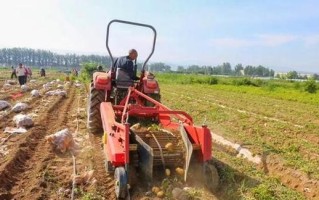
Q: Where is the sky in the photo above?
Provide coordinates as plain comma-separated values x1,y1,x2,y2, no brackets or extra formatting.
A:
0,0,319,72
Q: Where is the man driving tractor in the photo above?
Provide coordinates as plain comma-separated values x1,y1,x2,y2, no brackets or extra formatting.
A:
113,49,139,85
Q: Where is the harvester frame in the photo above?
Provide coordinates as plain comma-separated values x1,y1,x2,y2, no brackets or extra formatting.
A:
87,19,219,199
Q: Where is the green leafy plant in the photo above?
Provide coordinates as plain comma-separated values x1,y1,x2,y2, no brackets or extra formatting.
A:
79,62,100,83
304,79,317,93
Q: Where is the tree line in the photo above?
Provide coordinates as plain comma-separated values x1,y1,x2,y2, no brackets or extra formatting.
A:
0,47,111,68
150,62,275,77
0,47,280,78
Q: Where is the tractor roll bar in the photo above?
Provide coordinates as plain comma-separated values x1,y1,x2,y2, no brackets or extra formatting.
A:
106,19,157,71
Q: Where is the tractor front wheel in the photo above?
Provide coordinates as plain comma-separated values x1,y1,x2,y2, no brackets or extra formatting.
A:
87,82,105,134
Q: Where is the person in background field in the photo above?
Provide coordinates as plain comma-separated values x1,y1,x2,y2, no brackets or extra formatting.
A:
23,65,28,83
11,66,17,79
16,63,26,85
40,67,46,77
26,66,32,80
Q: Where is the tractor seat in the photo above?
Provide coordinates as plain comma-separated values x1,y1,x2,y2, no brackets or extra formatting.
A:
115,68,134,88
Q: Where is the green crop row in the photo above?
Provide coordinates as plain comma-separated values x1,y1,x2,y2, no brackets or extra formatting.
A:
156,73,319,95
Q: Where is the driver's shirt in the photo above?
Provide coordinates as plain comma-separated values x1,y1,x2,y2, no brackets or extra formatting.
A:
114,56,135,79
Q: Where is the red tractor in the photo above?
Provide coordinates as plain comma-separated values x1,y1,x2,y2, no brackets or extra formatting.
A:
87,19,219,199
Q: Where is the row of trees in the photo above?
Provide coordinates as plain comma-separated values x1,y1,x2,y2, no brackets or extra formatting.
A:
176,63,275,77
0,48,273,77
0,48,111,67
0,47,280,78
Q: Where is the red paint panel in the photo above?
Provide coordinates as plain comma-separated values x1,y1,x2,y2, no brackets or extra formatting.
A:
185,125,212,162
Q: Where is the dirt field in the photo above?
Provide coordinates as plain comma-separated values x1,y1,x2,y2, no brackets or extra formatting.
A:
0,72,318,200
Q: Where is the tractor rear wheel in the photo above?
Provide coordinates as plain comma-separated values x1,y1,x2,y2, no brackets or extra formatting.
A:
87,81,105,134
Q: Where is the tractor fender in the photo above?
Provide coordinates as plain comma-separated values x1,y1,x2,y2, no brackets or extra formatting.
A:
93,71,111,90
142,77,160,94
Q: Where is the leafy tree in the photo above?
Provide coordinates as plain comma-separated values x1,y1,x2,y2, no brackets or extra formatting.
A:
286,71,298,79
222,62,232,75
304,79,317,93
244,65,254,76
0,47,112,68
148,62,171,72
312,73,319,80
177,66,185,72
79,62,99,82
234,63,243,75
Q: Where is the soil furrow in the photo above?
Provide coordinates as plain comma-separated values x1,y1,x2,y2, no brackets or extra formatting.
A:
0,84,75,199
89,133,116,199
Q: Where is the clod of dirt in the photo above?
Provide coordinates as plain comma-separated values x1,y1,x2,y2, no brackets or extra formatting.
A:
0,144,9,157
165,168,171,176
70,170,95,185
172,188,189,200
39,180,47,188
72,175,83,185
152,186,160,194
175,167,184,176
156,190,165,198
140,197,151,200
165,142,174,152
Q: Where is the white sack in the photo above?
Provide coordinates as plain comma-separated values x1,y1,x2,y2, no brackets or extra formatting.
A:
21,84,29,92
12,102,29,112
45,89,67,97
46,128,74,153
31,90,40,97
0,100,11,110
3,83,11,89
13,114,34,128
